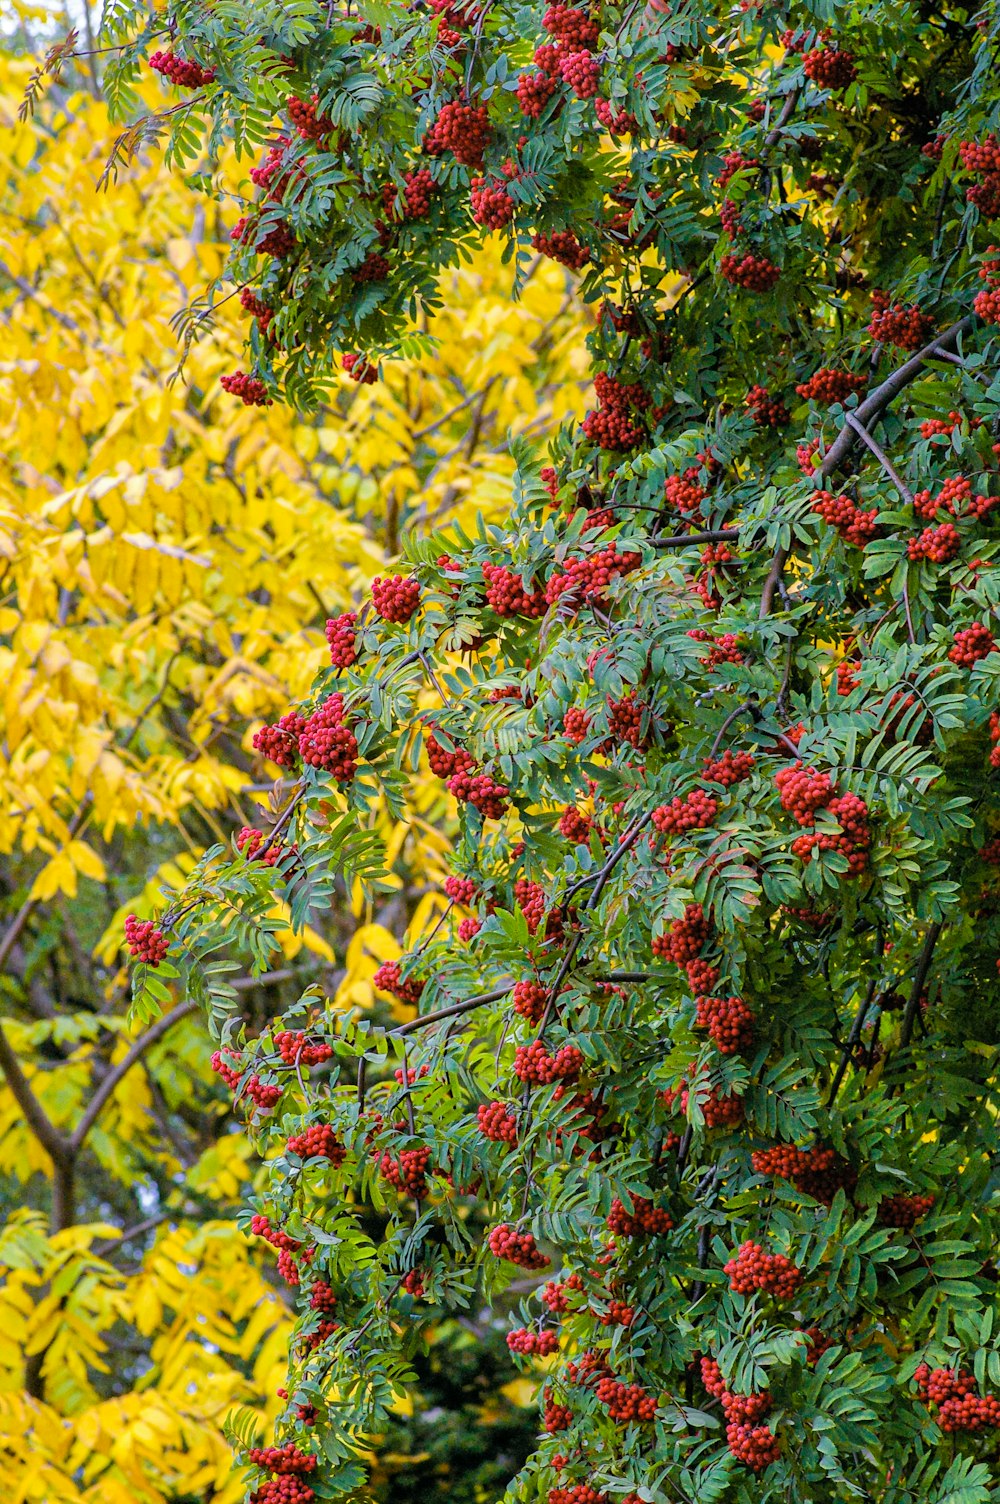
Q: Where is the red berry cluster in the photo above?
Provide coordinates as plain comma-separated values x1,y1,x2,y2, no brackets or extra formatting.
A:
124,914,169,965
811,489,879,547
795,366,867,404
582,373,650,451
775,763,835,822
908,521,960,563
695,994,755,1055
448,768,510,818
803,45,857,88
687,628,745,669
309,1280,338,1315
380,1145,431,1197
606,1196,673,1237
598,1298,635,1326
488,1223,551,1268
341,352,377,383
251,1214,300,1254
401,1268,425,1297
949,621,995,666
253,712,307,768
751,1143,856,1203
605,691,648,749
512,979,549,1022
372,959,425,1007
702,750,754,787
559,806,594,844
724,1240,802,1297
424,101,491,166
287,1124,346,1164
745,384,790,428
426,729,473,778
877,1192,935,1228
246,1076,282,1109
719,252,781,291
549,1487,605,1504
383,168,436,220
975,250,1000,323
444,873,479,906
514,879,547,932
595,98,638,134
372,573,420,622
507,1325,559,1355
516,68,560,117
867,291,934,350
352,252,390,284
663,1078,744,1129
149,50,216,87
559,50,600,98
959,139,1000,217
248,1443,316,1475
652,789,719,836
653,902,710,964
514,1040,584,1084
543,1395,574,1432
532,230,591,269
545,547,641,606
594,1376,657,1422
915,1364,1000,1432
836,660,860,696
275,1031,333,1067
235,827,283,865
298,695,358,782
482,561,546,617
221,371,272,406
211,1048,243,1089
478,1100,518,1143
325,612,357,669
563,707,591,743
543,4,600,47
240,287,274,334
250,1480,315,1504
287,94,333,141
470,174,516,228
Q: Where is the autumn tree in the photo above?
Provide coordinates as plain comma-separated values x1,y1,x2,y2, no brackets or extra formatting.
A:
76,1,1000,1502
0,37,587,1501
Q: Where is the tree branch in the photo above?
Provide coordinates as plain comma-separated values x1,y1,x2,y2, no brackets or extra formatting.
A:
0,1021,70,1164
70,999,198,1153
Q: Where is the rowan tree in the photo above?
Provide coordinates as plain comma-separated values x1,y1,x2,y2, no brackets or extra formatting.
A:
0,39,587,1499
77,1,1000,1501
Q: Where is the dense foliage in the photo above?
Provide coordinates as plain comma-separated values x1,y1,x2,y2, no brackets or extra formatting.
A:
74,0,1000,1500
0,40,588,1500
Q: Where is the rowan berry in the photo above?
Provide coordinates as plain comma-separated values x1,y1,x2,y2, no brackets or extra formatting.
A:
424,101,491,166
652,789,719,836
695,994,755,1054
124,914,169,965
908,522,960,564
867,291,933,350
297,695,358,782
149,49,216,87
248,1443,317,1475
341,352,377,383
478,1101,518,1143
211,1048,243,1089
606,1196,673,1236
514,1040,583,1084
877,1192,935,1228
325,613,357,668
724,1240,802,1297
512,979,549,1022
795,367,867,404
372,574,420,622
746,384,790,427
803,46,857,89
532,230,591,269
236,827,283,865
507,1326,559,1355
488,1223,550,1268
775,762,835,824
221,372,272,406
372,960,425,1007
949,622,995,666
380,1145,431,1197
287,94,333,141
426,728,474,778
448,769,510,819
559,50,600,98
287,1124,346,1164
563,707,591,743
595,98,639,134
482,562,546,616
719,252,781,291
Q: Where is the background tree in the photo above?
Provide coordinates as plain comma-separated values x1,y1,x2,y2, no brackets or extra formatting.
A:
0,34,587,1501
